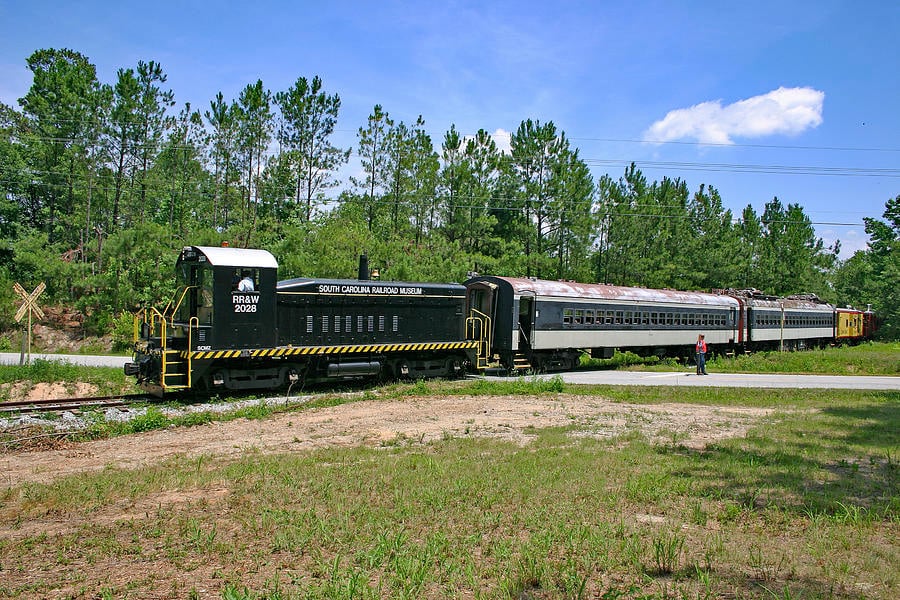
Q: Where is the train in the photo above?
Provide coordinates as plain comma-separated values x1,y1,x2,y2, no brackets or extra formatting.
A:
124,245,876,395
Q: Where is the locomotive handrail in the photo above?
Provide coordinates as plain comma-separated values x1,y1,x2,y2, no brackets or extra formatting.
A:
466,308,493,369
168,286,195,325
160,287,180,318
187,316,198,388
133,306,168,344
518,324,530,347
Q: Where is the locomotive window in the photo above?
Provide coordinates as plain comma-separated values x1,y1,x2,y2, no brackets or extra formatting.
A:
564,308,573,325
233,268,258,292
198,269,214,325
393,315,399,332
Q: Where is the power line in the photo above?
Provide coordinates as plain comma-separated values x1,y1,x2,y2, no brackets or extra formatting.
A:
7,132,899,179
565,135,900,153
0,176,873,228
584,159,900,178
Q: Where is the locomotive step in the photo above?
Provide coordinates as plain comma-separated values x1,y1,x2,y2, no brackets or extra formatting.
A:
512,355,532,371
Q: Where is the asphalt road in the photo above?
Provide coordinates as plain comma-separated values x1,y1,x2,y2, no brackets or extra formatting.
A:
0,352,130,368
1,352,897,390
483,369,900,390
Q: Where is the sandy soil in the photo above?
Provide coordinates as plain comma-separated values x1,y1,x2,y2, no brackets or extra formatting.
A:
1,393,775,488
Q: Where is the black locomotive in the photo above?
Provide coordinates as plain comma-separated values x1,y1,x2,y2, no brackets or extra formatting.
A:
126,245,876,395
126,246,477,395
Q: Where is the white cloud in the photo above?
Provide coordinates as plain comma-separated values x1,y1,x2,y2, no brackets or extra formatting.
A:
644,86,825,144
491,128,512,154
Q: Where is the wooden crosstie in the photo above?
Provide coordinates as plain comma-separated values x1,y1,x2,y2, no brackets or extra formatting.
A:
14,282,46,364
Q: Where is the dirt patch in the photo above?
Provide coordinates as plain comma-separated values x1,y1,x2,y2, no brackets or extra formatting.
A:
1,381,98,402
0,394,776,488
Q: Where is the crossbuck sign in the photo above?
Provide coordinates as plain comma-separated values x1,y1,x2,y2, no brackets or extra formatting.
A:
14,282,45,364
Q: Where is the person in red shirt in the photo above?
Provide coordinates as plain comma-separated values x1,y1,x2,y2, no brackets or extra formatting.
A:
695,334,708,375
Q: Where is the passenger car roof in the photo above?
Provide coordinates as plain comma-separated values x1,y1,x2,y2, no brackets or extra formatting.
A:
468,276,740,307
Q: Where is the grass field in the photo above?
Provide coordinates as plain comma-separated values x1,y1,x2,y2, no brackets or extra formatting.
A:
0,383,897,599
585,341,900,376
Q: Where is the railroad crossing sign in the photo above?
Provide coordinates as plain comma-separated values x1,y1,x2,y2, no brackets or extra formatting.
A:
13,282,45,365
14,282,46,322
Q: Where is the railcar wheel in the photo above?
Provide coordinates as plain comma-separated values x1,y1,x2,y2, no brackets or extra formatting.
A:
446,357,464,378
398,360,411,379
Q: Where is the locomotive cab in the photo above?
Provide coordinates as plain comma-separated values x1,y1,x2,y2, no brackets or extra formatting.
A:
173,246,279,350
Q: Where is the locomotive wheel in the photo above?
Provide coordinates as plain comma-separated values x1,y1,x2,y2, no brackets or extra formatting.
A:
446,357,464,378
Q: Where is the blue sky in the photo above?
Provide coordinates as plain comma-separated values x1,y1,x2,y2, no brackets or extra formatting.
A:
1,0,897,258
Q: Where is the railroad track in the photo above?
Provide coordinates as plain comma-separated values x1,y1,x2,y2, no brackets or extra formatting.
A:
0,394,149,415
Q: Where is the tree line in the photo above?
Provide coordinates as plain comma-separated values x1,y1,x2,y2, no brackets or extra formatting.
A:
0,48,896,340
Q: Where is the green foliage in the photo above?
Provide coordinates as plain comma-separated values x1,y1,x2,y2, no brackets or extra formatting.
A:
11,232,81,303
112,311,135,352
0,273,17,334
834,196,900,339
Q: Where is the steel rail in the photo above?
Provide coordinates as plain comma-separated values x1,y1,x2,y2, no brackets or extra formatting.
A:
0,394,149,415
